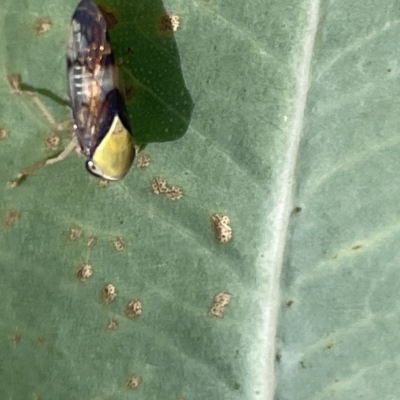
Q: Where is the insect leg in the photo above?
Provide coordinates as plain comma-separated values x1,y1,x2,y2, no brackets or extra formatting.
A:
8,139,77,188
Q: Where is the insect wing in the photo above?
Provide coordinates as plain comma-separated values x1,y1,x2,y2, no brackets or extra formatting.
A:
67,0,116,155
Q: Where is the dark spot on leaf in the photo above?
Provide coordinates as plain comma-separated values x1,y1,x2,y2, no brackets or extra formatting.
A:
352,244,362,250
387,68,392,73
293,206,302,213
124,85,135,101
299,361,306,369
233,382,241,390
286,300,294,307
275,352,281,362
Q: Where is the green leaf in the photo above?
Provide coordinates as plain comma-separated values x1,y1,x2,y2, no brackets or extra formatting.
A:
1,0,398,399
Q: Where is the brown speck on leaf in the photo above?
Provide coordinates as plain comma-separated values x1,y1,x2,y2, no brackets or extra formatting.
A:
124,85,135,101
126,299,142,318
76,263,92,281
0,128,7,139
126,374,140,389
10,334,21,346
103,284,117,304
113,237,125,251
4,208,20,228
36,336,46,345
151,177,168,195
34,17,51,34
166,185,183,201
137,154,150,168
107,319,118,331
99,178,109,187
352,244,362,250
45,135,60,151
211,214,232,243
69,227,81,241
286,300,294,307
158,13,180,33
209,291,231,318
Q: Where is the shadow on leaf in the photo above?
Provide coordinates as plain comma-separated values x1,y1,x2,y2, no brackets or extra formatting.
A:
99,0,194,144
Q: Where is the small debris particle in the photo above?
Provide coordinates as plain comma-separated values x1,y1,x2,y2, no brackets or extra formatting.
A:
166,185,183,201
34,17,52,34
137,154,150,168
10,334,21,346
107,319,118,331
286,300,294,307
103,284,117,303
99,178,109,187
126,299,142,318
3,208,20,228
76,263,92,281
293,206,302,213
352,244,362,250
45,135,60,151
0,128,7,139
126,374,140,389
86,236,96,248
159,13,180,33
113,237,125,251
151,177,168,194
69,227,81,241
211,214,232,243
325,342,335,349
209,291,231,318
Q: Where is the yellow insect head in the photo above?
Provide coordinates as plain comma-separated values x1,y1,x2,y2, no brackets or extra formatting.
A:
87,115,135,180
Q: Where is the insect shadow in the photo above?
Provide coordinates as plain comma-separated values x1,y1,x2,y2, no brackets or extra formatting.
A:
97,0,194,145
